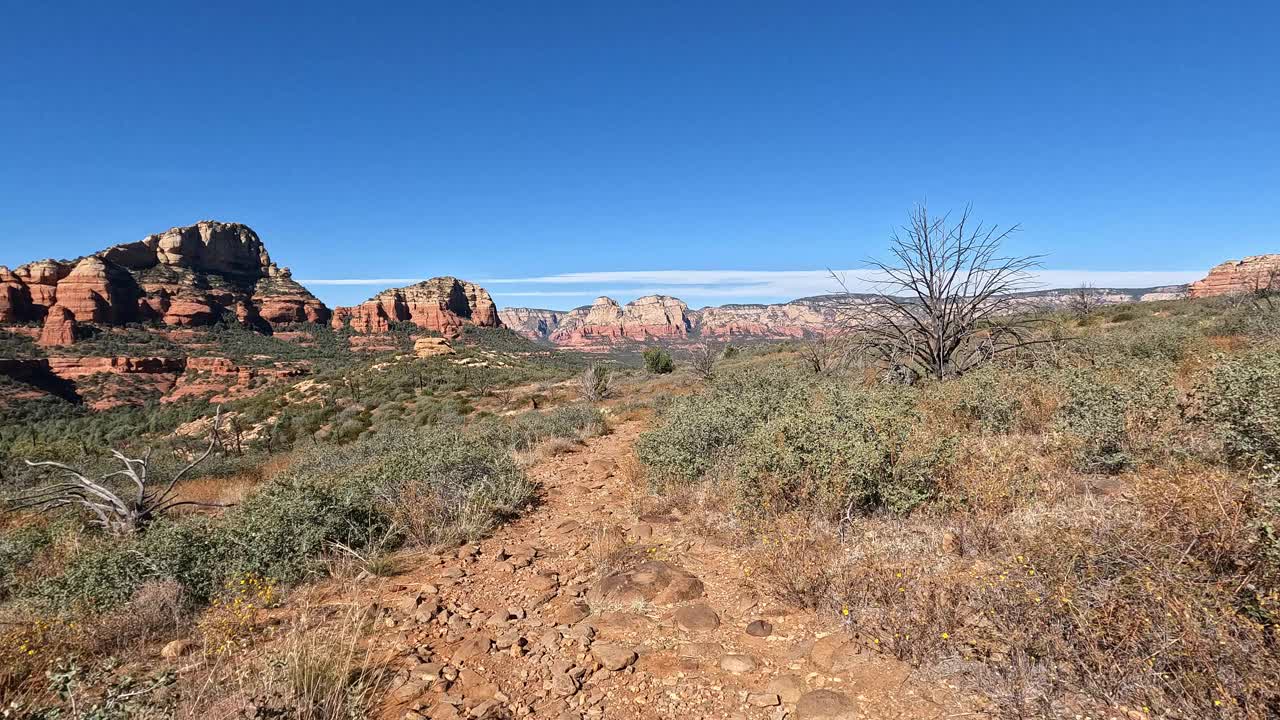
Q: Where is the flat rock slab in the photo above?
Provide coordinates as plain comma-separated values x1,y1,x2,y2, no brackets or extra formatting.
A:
673,603,721,632
450,634,492,664
795,689,855,719
588,560,705,605
591,642,638,671
719,654,757,674
809,634,861,673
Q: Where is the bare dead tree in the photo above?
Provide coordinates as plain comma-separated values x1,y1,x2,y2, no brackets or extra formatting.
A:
7,408,231,535
1067,283,1106,319
686,342,723,381
799,333,854,376
842,204,1049,382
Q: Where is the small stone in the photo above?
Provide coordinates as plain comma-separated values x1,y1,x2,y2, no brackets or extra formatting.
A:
673,604,721,632
554,601,591,626
529,573,560,591
719,654,757,674
591,642,638,671
745,619,773,637
450,634,492,664
748,693,782,707
941,529,962,556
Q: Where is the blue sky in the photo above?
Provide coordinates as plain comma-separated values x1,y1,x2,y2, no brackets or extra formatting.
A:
2,2,1277,310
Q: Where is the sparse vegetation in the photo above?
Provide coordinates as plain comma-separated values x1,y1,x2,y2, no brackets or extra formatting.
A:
638,296,1280,718
642,346,674,374
577,363,614,402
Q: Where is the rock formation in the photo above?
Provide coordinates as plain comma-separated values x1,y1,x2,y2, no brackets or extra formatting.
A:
502,295,846,345
37,305,77,347
332,277,501,338
1189,255,1280,298
548,296,692,347
496,307,566,340
413,337,455,358
0,221,330,339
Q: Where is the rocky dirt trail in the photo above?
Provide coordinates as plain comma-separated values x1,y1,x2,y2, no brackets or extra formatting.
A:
362,419,980,720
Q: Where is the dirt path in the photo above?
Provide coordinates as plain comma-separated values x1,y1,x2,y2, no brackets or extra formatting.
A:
365,419,980,720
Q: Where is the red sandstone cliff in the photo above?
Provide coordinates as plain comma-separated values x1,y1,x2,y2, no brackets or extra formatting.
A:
0,221,330,346
332,277,501,338
1189,255,1280,298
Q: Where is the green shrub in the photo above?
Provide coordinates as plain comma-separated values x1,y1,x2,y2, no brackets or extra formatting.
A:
1202,350,1280,467
360,428,534,544
637,366,810,484
735,385,946,517
473,405,605,451
946,366,1023,434
638,365,947,517
27,426,534,613
642,347,674,374
1055,370,1131,473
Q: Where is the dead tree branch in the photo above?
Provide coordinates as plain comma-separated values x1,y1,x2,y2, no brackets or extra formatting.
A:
8,408,229,535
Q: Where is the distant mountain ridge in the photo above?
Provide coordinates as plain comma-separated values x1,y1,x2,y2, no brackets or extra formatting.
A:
498,284,1194,347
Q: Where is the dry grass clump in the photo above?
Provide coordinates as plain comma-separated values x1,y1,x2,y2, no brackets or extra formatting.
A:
83,579,188,654
179,603,387,720
747,461,1280,718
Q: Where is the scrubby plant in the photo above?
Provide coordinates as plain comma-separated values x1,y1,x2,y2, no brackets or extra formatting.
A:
577,364,613,402
1055,371,1131,473
1202,350,1280,467
735,385,948,517
639,366,949,518
642,346,674,374
637,366,811,485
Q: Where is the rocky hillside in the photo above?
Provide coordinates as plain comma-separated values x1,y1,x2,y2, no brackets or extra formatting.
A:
1189,254,1280,297
331,276,502,338
0,221,329,346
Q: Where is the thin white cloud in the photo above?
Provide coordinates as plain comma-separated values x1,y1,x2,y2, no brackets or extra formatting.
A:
300,268,1204,305
297,278,428,286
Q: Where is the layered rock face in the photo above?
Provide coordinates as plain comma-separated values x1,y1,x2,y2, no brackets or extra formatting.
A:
497,308,566,340
695,299,847,339
0,221,330,343
1189,255,1280,298
548,296,692,346
332,277,502,338
502,295,845,345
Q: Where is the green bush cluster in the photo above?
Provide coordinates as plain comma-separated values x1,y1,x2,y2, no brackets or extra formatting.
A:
472,404,605,451
1202,350,1280,467
642,346,674,374
637,367,948,518
27,426,533,612
1054,370,1134,473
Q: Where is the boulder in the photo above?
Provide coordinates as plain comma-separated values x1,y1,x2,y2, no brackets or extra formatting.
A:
588,561,705,605
673,604,720,632
414,337,455,358
590,642,638,671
